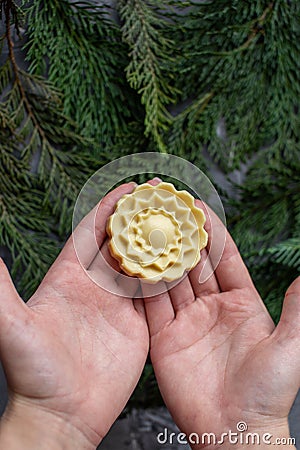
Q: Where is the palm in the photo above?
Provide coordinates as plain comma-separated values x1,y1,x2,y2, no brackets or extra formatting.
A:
0,183,148,445
144,200,300,440
150,288,294,434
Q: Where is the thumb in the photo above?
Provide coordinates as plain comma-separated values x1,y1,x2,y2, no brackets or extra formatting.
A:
268,277,300,406
274,276,300,344
0,258,28,348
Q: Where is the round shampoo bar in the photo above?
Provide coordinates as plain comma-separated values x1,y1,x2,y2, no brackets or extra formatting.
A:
106,182,208,283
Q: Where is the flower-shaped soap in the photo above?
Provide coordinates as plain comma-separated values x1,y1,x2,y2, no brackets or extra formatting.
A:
106,182,208,283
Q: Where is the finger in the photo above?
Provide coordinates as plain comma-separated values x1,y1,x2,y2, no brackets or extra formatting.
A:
167,274,195,312
195,199,256,292
142,281,175,336
59,182,137,268
147,177,162,186
133,298,147,320
0,259,29,350
115,273,140,299
273,277,300,344
189,247,220,297
89,239,120,275
189,200,221,295
88,265,139,301
89,239,140,298
214,232,255,292
89,179,162,281
144,181,217,307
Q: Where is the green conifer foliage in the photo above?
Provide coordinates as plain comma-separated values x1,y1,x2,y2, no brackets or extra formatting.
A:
25,0,140,147
118,0,178,152
0,0,101,297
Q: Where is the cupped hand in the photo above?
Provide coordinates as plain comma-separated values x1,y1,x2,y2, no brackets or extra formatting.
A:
0,182,149,449
143,188,300,447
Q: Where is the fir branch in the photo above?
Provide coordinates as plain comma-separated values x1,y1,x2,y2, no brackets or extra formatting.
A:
0,0,23,35
167,1,300,171
25,0,136,148
118,0,178,153
0,0,101,296
167,92,213,167
5,9,46,144
0,144,58,298
2,14,97,214
268,238,300,271
192,3,274,57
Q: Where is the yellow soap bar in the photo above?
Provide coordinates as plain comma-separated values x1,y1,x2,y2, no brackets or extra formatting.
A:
106,182,208,283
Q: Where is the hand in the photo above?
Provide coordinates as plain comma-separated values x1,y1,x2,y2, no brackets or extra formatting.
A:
0,182,149,450
143,191,299,448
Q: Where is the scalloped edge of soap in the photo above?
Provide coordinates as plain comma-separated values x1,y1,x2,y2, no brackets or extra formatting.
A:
106,182,208,282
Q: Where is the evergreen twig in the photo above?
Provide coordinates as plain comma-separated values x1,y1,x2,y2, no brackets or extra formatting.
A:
118,0,178,153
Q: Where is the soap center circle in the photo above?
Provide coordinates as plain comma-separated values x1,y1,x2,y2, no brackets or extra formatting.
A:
142,210,176,250
149,229,166,249
129,208,180,254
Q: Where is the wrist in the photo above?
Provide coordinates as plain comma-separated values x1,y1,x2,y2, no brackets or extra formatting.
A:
189,421,295,450
0,398,98,450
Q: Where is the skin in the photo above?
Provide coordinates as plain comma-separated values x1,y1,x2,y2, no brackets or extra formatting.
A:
143,179,300,449
0,182,149,450
0,180,299,449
